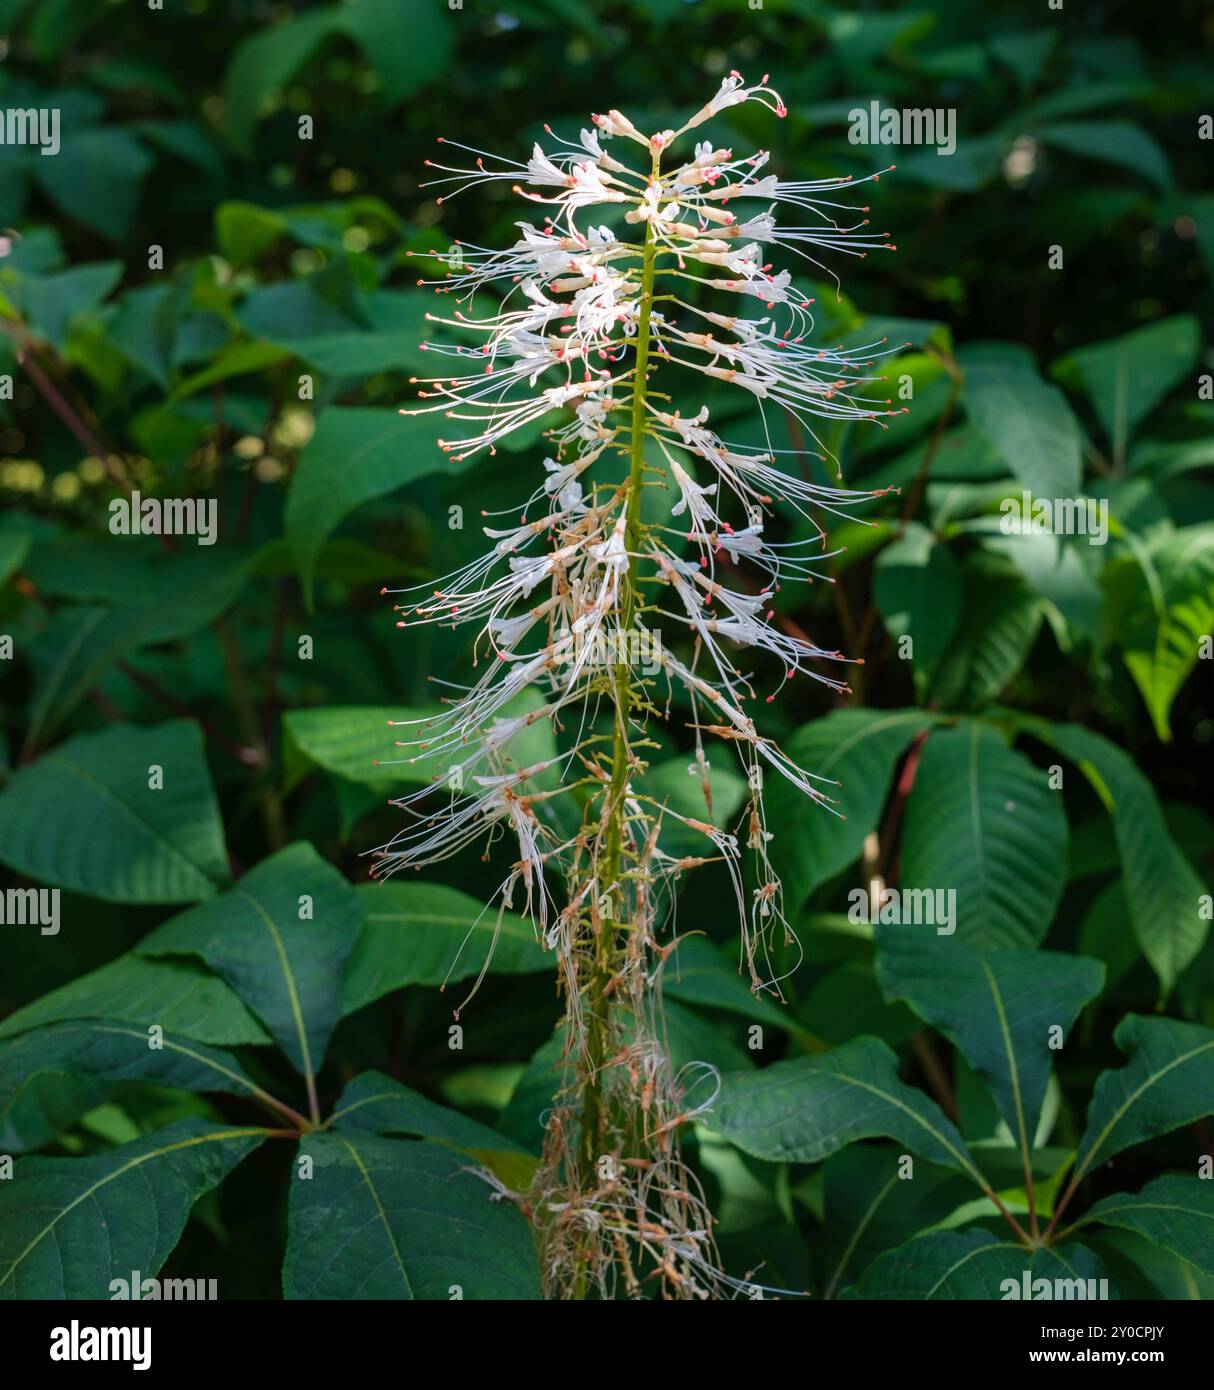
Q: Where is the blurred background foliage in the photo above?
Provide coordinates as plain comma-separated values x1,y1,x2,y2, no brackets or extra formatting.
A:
0,0,1212,1299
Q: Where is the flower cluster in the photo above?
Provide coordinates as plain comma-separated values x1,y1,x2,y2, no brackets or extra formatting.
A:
378,71,898,969
375,73,902,1296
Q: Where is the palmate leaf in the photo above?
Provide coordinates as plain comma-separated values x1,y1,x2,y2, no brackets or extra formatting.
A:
138,841,363,1077
874,928,1104,1153
1072,1175,1214,1278
0,1119,264,1298
0,1020,267,1131
283,1132,541,1300
0,720,229,903
1071,1015,1214,1187
1017,718,1207,997
840,1228,1111,1300
706,1036,980,1179
899,720,1068,949
0,955,270,1047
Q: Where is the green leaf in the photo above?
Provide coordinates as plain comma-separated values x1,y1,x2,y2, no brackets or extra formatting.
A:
1034,121,1173,193
223,0,452,154
331,1071,526,1151
873,523,961,691
171,339,290,399
139,842,363,1077
330,1071,531,1188
767,709,936,909
841,1228,1108,1299
0,721,230,903
960,344,1082,497
107,283,183,389
342,881,549,1015
22,541,250,644
0,530,31,588
261,290,434,379
286,408,464,605
223,8,343,155
988,29,1055,87
1020,720,1207,996
875,929,1103,1150
283,703,447,790
0,1074,106,1157
0,1119,264,1298
215,200,288,263
800,961,917,1049
1090,1227,1214,1299
706,1036,979,1177
1105,524,1214,741
1073,1175,1214,1277
663,935,806,1038
0,955,270,1047
15,262,123,352
929,550,1043,709
1071,1015,1214,1187
32,129,154,241
283,1132,541,1299
900,721,1068,949
25,605,151,749
0,1021,265,1131
820,1146,974,1298
1054,315,1199,463
642,753,747,858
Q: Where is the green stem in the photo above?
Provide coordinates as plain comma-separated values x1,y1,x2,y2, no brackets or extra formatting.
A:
576,149,661,1190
